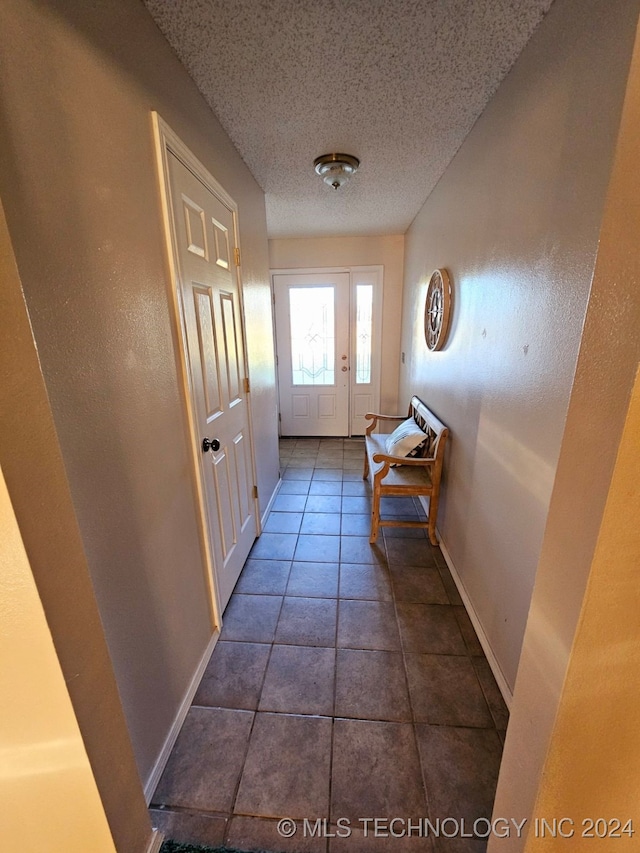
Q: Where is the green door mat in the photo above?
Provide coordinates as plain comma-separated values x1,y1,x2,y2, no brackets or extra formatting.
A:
160,841,280,853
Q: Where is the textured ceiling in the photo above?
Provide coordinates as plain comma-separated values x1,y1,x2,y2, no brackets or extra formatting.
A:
143,0,554,238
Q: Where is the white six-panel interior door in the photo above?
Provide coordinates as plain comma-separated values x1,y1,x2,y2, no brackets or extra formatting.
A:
155,115,259,620
273,268,383,436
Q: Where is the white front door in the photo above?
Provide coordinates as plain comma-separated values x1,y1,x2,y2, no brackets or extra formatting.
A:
273,268,383,436
274,272,350,436
165,150,257,612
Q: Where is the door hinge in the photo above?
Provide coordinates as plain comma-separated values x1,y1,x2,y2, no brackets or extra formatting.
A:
252,485,259,500
234,247,241,266
278,412,281,421
243,377,250,394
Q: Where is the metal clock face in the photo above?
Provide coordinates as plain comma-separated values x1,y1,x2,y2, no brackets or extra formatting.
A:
424,268,452,351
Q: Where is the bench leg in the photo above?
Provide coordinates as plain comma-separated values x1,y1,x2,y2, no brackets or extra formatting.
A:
363,449,369,480
369,491,381,543
427,494,439,546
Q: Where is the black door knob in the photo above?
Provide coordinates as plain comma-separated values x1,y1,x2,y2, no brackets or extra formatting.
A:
202,437,220,453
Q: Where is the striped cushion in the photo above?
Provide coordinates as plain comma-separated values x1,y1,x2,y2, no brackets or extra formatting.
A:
385,417,429,460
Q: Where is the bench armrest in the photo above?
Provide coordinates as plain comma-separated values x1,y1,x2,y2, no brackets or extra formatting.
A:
364,412,406,436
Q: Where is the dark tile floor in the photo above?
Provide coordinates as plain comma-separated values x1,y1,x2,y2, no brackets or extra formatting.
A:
150,438,508,853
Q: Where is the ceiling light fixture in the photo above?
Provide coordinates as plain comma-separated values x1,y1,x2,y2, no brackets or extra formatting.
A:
314,153,360,190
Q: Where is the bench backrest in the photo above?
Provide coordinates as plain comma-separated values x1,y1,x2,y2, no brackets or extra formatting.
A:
408,396,449,462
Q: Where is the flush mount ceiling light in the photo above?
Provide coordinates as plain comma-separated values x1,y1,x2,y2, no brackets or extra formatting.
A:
314,153,360,190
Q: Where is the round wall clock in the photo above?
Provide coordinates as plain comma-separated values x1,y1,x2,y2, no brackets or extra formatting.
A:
424,268,452,351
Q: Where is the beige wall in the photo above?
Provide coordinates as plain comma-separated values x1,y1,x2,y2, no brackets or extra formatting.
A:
0,200,151,852
492,16,640,842
521,372,640,851
0,0,278,793
0,467,117,853
398,0,640,690
269,235,405,413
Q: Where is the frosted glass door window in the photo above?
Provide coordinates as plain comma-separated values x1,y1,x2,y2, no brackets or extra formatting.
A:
289,286,335,385
355,284,373,384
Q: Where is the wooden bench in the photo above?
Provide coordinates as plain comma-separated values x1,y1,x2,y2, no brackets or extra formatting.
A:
363,396,449,545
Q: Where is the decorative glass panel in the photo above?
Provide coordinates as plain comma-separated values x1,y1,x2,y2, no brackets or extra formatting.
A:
355,284,373,384
289,287,335,385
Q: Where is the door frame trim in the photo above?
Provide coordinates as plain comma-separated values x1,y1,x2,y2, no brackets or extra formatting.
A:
151,112,260,630
270,265,384,436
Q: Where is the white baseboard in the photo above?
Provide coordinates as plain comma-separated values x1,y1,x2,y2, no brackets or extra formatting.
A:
145,829,164,853
261,476,282,528
143,630,219,803
438,535,513,709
